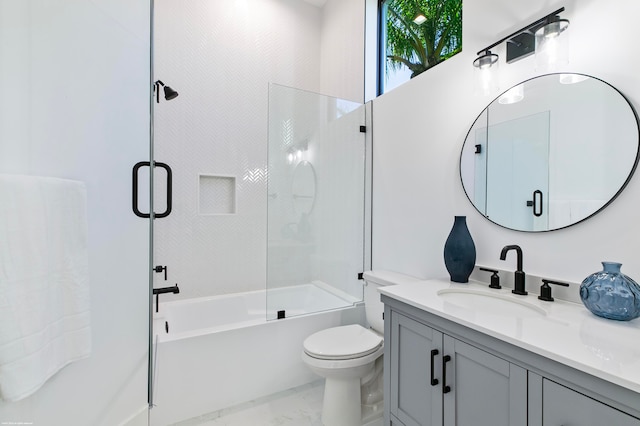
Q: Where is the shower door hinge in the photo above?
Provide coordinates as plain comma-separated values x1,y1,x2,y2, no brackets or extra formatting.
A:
357,272,364,280
359,125,366,133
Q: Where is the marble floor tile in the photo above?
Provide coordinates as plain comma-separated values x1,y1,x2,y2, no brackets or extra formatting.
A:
173,380,383,426
191,381,324,426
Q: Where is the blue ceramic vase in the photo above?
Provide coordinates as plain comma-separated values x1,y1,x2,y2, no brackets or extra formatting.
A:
444,216,476,283
579,262,640,321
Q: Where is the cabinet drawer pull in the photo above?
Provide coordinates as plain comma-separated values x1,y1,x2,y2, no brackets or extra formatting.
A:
430,349,439,386
442,355,452,394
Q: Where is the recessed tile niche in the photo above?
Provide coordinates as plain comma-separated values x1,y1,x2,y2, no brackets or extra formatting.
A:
198,174,236,215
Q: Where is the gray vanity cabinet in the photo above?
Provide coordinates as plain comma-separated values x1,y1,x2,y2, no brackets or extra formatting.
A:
388,311,527,426
541,379,640,426
383,295,640,426
389,312,442,426
443,337,527,426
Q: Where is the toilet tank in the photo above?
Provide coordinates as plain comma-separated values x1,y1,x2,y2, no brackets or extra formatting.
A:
363,270,422,334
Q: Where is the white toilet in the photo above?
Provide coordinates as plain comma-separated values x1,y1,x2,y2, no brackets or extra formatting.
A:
302,271,417,426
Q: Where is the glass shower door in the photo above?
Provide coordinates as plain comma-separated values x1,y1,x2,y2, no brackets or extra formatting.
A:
0,1,149,424
267,84,367,320
486,112,550,231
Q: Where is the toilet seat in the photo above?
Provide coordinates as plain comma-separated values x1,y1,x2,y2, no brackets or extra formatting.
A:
303,324,383,360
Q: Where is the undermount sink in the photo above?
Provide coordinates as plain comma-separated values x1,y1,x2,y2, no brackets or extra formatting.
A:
437,288,547,318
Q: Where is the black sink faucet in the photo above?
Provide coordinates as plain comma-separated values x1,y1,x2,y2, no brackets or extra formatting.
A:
500,245,527,295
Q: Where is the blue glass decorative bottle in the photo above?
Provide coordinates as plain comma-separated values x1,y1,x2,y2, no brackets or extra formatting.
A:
444,216,476,283
580,262,640,321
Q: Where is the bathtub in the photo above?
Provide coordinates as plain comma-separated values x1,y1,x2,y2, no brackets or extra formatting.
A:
149,283,364,425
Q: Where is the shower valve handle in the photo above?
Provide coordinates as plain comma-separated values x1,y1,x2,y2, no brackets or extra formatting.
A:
154,265,167,280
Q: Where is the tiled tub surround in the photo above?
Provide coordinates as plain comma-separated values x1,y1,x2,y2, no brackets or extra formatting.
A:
379,276,640,423
150,285,363,425
153,0,366,301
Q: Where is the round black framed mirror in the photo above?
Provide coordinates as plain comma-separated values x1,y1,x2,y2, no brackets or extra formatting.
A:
460,73,640,232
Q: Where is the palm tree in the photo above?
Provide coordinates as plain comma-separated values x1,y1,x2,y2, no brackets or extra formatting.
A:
385,0,462,79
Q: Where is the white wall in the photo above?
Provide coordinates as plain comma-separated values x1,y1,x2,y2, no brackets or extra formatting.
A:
320,0,365,102
372,0,640,287
0,0,149,425
153,0,365,300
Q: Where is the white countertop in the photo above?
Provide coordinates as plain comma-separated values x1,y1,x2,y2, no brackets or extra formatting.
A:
378,278,640,394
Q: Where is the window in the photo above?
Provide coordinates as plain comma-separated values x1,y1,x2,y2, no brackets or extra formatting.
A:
380,0,463,93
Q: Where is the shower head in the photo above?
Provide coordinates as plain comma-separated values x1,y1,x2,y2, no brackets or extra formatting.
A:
163,85,179,101
154,80,179,103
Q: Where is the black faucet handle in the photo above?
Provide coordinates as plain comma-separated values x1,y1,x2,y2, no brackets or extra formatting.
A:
479,267,501,289
154,265,168,281
538,279,570,302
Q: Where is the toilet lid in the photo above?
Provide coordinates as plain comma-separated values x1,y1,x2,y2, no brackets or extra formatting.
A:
303,324,383,360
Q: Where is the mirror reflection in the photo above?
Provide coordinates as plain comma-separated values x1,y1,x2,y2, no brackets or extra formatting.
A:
292,160,317,217
461,73,639,232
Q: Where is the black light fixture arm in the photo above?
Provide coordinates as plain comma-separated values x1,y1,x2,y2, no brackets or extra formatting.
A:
475,7,565,56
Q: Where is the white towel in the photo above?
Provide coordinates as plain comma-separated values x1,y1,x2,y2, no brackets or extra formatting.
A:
0,174,91,401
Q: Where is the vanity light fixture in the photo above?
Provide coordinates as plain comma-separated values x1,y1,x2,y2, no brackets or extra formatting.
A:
473,49,498,69
535,13,570,72
472,7,568,70
473,49,499,96
535,14,569,39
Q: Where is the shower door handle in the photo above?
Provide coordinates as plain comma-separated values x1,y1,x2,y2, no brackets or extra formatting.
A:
132,161,148,218
154,162,173,218
526,190,544,217
132,161,173,218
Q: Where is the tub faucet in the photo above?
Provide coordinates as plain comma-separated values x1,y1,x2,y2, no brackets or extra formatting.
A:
500,245,527,295
153,284,180,312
